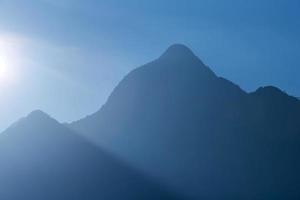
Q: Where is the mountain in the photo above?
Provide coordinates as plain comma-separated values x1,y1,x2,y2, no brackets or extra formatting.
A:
71,44,300,199
0,110,181,200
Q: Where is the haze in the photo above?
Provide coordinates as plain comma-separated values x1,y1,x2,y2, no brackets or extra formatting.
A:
0,0,299,131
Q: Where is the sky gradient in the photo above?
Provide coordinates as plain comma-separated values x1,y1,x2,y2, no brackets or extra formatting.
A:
0,0,299,131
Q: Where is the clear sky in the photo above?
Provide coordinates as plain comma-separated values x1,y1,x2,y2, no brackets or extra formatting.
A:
0,0,299,131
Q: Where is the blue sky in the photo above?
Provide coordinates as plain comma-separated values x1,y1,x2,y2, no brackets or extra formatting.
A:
0,0,299,131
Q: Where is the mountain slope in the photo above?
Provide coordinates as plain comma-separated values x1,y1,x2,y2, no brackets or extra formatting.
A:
71,44,300,199
0,110,181,200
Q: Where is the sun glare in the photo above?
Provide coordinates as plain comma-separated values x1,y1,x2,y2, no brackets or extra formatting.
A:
0,57,7,78
0,35,22,87
0,55,13,85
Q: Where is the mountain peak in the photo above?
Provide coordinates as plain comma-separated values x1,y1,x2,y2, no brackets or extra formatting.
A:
254,86,287,97
27,109,51,119
160,44,200,62
18,109,58,127
3,110,59,135
164,44,194,54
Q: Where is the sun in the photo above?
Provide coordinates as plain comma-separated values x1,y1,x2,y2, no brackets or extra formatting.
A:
0,43,19,85
0,34,27,89
0,55,15,85
0,56,10,80
0,56,7,79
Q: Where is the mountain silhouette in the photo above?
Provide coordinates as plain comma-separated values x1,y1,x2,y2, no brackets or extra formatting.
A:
71,44,300,199
0,110,181,200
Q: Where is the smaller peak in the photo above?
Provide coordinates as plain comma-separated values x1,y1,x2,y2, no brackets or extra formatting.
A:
254,86,289,98
255,86,284,94
252,86,300,103
27,110,52,120
3,110,57,132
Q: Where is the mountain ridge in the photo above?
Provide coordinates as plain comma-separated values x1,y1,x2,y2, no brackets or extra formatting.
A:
1,44,300,199
70,44,300,199
0,107,183,200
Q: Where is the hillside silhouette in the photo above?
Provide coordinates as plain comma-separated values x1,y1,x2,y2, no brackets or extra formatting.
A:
71,44,300,199
0,110,182,200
